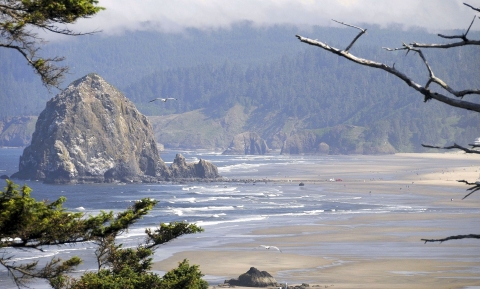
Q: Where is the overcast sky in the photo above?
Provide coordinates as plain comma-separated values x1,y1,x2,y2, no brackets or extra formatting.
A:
71,0,480,36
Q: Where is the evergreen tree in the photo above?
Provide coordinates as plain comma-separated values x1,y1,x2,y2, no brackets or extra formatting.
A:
0,180,206,288
0,0,104,88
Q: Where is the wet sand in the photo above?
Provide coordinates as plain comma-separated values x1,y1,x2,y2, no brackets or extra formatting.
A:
152,153,480,289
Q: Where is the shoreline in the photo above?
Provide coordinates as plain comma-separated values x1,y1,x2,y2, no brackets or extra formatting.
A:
152,152,480,289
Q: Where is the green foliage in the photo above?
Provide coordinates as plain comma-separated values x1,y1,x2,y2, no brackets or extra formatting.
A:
146,222,205,247
21,0,103,24
70,259,208,289
160,259,209,289
0,179,85,249
0,180,206,288
1,0,104,88
70,268,163,289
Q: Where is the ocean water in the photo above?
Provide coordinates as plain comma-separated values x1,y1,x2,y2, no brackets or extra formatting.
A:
1,148,479,287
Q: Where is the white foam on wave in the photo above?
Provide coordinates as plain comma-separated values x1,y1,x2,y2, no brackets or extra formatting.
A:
182,186,204,191
303,209,325,215
206,196,241,202
208,186,238,193
174,197,197,203
218,163,265,173
170,206,236,214
172,209,184,216
162,205,237,218
195,216,266,226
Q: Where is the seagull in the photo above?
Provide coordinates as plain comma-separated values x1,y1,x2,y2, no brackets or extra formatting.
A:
260,245,282,252
149,97,177,103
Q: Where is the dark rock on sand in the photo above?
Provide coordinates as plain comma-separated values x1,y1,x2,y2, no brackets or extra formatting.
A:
225,267,278,287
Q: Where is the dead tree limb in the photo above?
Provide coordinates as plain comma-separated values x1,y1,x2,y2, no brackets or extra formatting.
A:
421,234,480,243
296,3,480,243
456,180,480,199
421,143,480,154
411,3,480,48
295,32,480,112
420,143,480,199
332,19,367,52
464,2,480,13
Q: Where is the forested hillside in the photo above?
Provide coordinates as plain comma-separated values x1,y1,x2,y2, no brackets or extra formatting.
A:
1,24,479,152
0,23,309,117
125,39,480,152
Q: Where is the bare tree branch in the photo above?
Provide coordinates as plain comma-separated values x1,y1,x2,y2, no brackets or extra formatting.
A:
332,19,367,52
422,234,480,243
464,2,480,12
418,143,480,199
456,179,480,199
297,3,480,244
421,143,480,154
411,3,480,48
295,34,480,112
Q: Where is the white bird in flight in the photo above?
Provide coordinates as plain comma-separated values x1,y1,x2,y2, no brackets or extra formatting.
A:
149,97,177,103
260,245,282,252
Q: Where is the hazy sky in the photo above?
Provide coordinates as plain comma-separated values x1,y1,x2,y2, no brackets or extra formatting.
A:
72,0,480,35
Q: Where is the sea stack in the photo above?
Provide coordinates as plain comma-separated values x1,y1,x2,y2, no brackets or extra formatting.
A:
12,73,172,183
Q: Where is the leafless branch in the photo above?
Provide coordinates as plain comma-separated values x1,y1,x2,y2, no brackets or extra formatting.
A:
411,39,480,49
421,234,480,243
438,16,476,40
464,2,480,12
456,179,480,199
420,143,480,199
421,143,480,154
383,42,480,98
332,19,367,52
295,33,480,112
411,3,480,48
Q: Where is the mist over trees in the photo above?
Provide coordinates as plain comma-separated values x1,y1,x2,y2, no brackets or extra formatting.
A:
1,23,479,152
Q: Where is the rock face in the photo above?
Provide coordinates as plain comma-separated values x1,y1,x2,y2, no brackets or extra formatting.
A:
222,132,269,155
169,154,219,179
226,267,278,287
11,73,219,184
0,116,37,147
281,131,319,154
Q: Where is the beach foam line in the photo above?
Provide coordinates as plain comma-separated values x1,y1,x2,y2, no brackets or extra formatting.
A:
195,216,267,226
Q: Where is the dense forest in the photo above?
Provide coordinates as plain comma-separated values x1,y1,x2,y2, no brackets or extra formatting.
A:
1,23,479,152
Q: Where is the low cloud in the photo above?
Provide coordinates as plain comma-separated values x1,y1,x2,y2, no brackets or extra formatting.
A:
71,0,479,36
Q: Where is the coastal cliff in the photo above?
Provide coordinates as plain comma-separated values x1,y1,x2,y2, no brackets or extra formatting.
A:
11,74,219,183
222,132,269,155
0,116,36,147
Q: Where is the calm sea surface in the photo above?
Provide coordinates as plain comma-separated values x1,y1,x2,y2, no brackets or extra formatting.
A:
1,148,479,287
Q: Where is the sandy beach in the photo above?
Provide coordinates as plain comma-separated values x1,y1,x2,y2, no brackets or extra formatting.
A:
152,153,480,289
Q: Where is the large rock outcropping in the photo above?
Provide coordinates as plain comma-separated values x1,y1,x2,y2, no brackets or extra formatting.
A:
225,267,278,287
222,132,269,155
11,73,218,183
